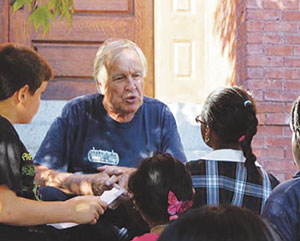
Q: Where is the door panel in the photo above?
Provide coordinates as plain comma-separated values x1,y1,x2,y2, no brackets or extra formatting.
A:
155,0,233,103
3,0,154,100
74,0,131,13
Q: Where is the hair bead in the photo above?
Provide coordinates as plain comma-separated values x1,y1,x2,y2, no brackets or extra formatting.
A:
244,100,252,108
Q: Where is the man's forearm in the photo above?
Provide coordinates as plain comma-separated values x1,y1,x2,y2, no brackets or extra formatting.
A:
34,165,95,195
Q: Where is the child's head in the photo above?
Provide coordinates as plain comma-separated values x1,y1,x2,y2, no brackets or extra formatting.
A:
0,43,53,123
198,86,258,168
0,43,53,100
290,95,300,168
128,153,193,226
158,205,282,241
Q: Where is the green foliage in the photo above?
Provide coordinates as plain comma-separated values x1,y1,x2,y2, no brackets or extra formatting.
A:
13,0,74,36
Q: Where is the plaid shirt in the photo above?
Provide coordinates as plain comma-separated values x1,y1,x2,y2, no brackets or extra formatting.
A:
186,149,278,214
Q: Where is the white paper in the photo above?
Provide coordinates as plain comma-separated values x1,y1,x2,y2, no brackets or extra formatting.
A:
47,187,125,229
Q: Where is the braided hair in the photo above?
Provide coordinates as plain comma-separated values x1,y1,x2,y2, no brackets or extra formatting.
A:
201,86,258,169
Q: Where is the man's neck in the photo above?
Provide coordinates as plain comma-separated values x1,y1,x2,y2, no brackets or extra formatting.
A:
108,112,135,123
102,99,136,123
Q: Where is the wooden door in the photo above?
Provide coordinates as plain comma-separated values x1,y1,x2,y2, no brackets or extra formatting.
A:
1,0,154,100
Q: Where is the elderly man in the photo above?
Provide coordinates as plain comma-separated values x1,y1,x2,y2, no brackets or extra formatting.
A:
34,38,186,195
33,39,186,239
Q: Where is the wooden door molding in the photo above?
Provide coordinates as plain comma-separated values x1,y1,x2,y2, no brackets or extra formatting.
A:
6,0,154,100
0,0,9,43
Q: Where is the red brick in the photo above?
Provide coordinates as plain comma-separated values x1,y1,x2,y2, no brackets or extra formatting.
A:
254,148,285,159
249,89,264,101
247,9,264,20
263,34,282,44
257,113,266,124
264,22,298,32
252,136,266,147
247,44,264,55
247,67,264,78
266,45,293,56
282,0,299,10
295,46,300,55
284,80,300,89
263,10,282,20
264,90,299,102
284,58,300,67
285,35,300,44
283,126,293,136
259,159,294,171
247,21,264,31
285,147,294,159
247,32,263,43
266,136,291,147
256,102,285,113
257,125,284,135
247,79,282,90
262,1,281,9
265,68,300,79
247,56,283,66
265,113,289,125
264,0,299,10
247,0,261,9
283,12,300,21
286,103,293,114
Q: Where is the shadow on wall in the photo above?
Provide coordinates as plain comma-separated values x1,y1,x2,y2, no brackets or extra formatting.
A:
14,100,211,161
213,0,239,85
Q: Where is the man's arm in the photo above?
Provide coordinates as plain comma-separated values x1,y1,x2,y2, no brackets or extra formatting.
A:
35,165,122,196
0,185,106,226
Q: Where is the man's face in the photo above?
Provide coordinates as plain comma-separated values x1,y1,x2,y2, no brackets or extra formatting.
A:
102,48,145,119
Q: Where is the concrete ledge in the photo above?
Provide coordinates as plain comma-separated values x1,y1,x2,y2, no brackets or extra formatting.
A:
15,100,211,160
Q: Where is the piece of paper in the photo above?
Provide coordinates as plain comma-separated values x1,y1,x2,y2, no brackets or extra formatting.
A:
47,187,125,229
100,186,125,205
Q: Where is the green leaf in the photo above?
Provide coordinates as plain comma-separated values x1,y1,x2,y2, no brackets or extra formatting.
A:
27,5,53,35
12,0,26,12
16,0,74,36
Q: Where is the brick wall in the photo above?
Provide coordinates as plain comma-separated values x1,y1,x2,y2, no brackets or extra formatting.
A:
237,0,300,181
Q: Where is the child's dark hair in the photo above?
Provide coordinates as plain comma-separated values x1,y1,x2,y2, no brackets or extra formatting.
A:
290,95,300,140
0,43,53,100
128,153,193,224
158,205,283,241
201,86,258,168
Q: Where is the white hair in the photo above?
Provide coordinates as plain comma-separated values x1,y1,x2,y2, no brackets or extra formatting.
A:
93,39,147,93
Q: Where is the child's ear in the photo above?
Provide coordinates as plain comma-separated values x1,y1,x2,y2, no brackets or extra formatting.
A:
16,85,30,104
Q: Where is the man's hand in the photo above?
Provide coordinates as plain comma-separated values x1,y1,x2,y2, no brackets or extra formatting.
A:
97,165,136,189
97,166,136,202
90,168,123,196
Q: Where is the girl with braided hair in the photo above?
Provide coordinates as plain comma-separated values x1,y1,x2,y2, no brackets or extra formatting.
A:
186,86,279,214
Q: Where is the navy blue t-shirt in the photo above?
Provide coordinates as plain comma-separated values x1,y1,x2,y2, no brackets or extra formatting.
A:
34,94,186,173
